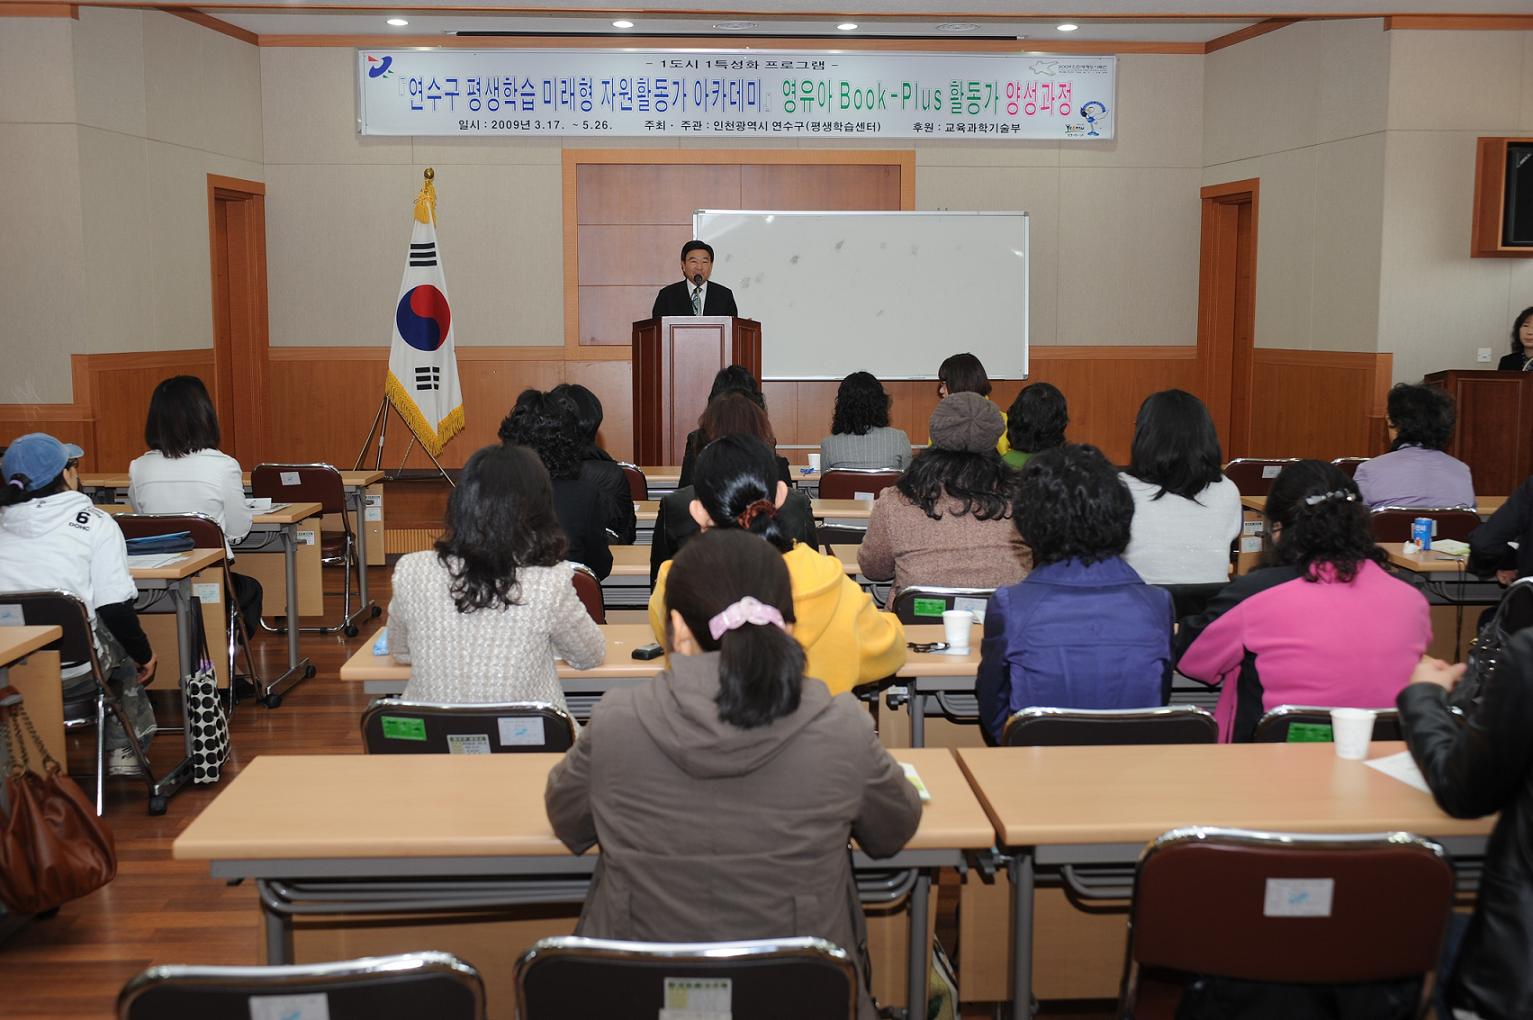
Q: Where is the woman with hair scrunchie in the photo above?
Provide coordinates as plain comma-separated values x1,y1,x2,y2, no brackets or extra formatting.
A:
1175,460,1431,741
647,434,906,695
547,529,922,1020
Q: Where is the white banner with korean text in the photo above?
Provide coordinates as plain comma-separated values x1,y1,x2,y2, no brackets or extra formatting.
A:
357,49,1115,140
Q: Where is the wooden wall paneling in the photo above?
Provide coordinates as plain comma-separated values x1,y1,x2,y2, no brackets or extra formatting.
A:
740,163,904,210
1245,349,1391,461
84,349,216,471
0,407,95,468
577,225,692,284
576,163,744,226
567,359,636,462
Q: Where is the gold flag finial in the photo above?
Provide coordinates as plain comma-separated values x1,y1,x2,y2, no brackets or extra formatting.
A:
413,168,437,225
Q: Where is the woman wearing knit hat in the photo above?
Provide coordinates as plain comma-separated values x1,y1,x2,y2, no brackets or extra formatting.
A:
857,392,1031,600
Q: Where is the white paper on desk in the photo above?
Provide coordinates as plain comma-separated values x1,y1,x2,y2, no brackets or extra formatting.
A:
248,992,330,1020
1364,750,1433,795
126,553,183,569
0,605,22,627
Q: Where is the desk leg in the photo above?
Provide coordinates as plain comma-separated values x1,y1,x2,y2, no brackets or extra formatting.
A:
1010,852,1035,1020
906,869,931,1020
259,524,315,707
352,488,376,621
909,689,926,748
259,881,294,965
147,580,197,807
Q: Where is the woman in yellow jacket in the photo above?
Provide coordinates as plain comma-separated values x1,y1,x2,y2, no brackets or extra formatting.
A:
649,434,906,695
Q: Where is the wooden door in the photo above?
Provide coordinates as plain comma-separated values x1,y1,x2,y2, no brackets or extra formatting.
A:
207,175,272,465
1197,179,1259,458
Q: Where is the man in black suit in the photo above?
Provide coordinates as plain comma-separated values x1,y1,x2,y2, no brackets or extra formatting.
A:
652,239,739,318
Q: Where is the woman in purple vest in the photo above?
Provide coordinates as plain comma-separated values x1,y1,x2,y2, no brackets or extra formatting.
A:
976,443,1172,744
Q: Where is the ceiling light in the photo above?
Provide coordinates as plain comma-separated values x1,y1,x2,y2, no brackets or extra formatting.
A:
1056,23,1079,32
386,17,409,26
611,19,634,28
714,21,758,31
837,22,858,31
936,22,978,33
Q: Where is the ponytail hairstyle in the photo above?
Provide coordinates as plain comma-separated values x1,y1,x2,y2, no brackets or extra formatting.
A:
691,434,795,553
1,473,41,508
1264,460,1385,583
665,529,805,729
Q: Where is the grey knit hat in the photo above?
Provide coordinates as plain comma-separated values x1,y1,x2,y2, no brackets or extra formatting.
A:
928,392,1004,453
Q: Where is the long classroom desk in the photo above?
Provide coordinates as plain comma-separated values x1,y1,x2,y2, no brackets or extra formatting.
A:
172,747,994,1016
0,625,64,770
81,469,385,614
637,465,820,496
111,502,322,703
956,742,1494,1020
1241,494,1506,517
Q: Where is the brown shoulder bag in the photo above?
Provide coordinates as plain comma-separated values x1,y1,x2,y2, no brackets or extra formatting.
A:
0,685,117,915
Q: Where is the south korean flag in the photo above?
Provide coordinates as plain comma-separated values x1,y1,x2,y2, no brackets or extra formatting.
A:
385,170,464,456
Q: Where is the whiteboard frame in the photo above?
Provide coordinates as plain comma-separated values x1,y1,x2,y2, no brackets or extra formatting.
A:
692,209,1030,381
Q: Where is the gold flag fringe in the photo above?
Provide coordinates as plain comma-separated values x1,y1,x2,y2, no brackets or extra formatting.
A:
413,170,437,226
385,372,463,457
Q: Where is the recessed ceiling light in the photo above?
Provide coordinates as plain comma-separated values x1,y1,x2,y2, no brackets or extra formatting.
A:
1056,23,1079,32
713,21,758,31
936,22,979,33
386,17,409,26
611,19,634,28
837,22,858,31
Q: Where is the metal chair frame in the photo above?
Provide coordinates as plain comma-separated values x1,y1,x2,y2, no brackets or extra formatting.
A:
250,462,369,637
1117,826,1453,1020
889,585,995,625
616,461,649,501
515,936,857,1020
1253,705,1403,743
0,589,161,814
1330,456,1370,478
570,562,606,624
359,698,579,754
1002,705,1219,747
117,951,486,1020
1370,506,1482,544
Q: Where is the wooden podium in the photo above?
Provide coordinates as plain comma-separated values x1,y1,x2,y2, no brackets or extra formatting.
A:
631,315,762,465
1425,369,1533,495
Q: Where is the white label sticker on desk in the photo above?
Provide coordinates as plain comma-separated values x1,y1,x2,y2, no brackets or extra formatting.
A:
854,491,875,501
364,494,383,522
953,596,987,624
248,992,330,1020
1240,536,1263,553
1263,877,1334,917
1242,519,1264,536
279,471,301,487
661,977,731,1019
498,717,545,746
192,583,222,605
1262,465,1282,478
447,733,491,755
297,531,316,546
0,605,22,627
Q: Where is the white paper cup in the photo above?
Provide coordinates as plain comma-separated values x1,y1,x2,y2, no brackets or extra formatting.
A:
942,610,973,651
806,453,821,471
1330,708,1377,760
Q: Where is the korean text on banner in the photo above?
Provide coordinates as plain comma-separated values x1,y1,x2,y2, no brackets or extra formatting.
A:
358,50,1115,141
384,171,465,457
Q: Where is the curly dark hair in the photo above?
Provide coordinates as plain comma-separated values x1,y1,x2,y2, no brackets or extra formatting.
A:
1126,389,1224,501
550,382,603,445
498,389,583,479
1005,382,1068,455
1511,306,1533,354
435,444,567,613
896,447,1013,521
1264,460,1385,583
1386,383,1455,452
1014,444,1133,566
829,371,891,436
938,352,991,397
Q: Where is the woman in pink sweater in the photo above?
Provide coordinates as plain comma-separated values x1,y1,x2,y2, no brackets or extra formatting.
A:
1175,460,1430,741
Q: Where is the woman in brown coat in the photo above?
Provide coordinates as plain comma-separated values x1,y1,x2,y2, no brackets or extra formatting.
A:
545,529,923,1019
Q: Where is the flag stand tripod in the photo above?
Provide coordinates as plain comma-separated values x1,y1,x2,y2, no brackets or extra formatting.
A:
352,396,455,486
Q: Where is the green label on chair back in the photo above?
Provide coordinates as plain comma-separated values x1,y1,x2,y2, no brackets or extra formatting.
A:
380,716,427,741
912,597,947,618
1286,722,1334,743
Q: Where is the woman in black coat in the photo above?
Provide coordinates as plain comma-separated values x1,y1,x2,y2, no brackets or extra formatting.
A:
551,383,637,545
1495,306,1533,370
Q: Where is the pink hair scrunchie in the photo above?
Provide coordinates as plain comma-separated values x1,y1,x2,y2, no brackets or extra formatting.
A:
707,596,787,641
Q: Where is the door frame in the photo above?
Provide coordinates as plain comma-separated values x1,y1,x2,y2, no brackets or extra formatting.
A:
206,174,272,466
1196,177,1259,458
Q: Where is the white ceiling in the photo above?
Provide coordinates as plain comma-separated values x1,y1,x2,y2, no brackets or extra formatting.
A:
141,0,1533,11
210,11,1266,42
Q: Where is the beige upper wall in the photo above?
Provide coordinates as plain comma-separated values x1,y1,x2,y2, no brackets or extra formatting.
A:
1378,28,1533,384
0,8,263,403
1202,17,1392,354
261,49,1203,351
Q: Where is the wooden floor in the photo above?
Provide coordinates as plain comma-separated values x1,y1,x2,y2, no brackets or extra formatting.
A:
0,562,1112,1020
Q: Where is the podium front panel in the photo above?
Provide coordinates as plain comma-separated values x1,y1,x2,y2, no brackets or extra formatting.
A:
664,319,734,460
1427,370,1533,497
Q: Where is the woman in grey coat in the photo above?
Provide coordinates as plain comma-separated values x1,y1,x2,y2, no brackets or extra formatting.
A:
546,529,923,1019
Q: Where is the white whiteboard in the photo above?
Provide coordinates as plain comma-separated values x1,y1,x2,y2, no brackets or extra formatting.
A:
693,210,1028,380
